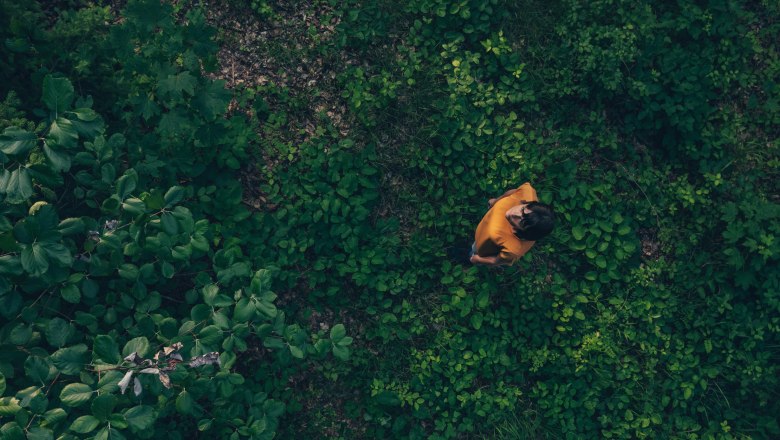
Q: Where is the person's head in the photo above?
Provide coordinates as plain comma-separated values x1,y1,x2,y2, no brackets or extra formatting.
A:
507,202,555,241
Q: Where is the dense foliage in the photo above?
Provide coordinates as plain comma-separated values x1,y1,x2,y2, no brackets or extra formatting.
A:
1,0,778,439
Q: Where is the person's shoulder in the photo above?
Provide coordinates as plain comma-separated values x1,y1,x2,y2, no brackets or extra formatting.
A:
514,182,538,202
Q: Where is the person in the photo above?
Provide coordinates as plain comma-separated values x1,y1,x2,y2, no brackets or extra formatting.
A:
469,182,554,266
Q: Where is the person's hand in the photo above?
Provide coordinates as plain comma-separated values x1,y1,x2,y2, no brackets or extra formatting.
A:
469,254,479,264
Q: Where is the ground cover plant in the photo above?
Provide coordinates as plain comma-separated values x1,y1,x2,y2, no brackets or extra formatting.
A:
0,0,778,439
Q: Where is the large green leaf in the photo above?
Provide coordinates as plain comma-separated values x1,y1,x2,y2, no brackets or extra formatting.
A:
158,71,197,98
24,356,53,384
330,324,346,342
175,390,194,415
42,76,74,114
25,427,52,440
47,117,78,148
40,408,67,427
0,396,21,415
51,344,88,375
60,284,81,303
66,108,104,139
122,337,150,358
97,426,127,440
97,370,124,394
0,255,23,276
233,297,255,322
250,269,272,295
41,242,72,266
69,415,100,434
59,383,93,407
45,317,71,348
43,141,72,172
20,243,49,276
116,169,138,200
124,405,155,431
91,394,117,422
0,127,37,156
195,80,231,120
93,335,121,364
163,186,185,207
0,168,34,204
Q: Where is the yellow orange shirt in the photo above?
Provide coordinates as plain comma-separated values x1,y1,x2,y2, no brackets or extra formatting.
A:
474,182,539,265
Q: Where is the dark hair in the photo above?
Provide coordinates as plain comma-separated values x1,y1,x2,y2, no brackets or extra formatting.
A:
514,202,555,241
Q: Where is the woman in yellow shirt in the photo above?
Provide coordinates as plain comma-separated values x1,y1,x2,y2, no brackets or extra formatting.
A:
470,182,555,266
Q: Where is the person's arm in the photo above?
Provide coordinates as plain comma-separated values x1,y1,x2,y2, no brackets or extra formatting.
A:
487,188,520,208
470,254,510,266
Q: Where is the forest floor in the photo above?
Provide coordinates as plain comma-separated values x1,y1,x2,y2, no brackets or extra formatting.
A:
202,2,370,436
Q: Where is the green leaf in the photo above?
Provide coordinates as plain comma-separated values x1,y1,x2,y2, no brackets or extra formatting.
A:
175,390,194,415
91,394,117,422
122,198,146,216
572,225,585,240
160,212,178,235
0,127,37,156
25,427,53,440
332,345,350,361
42,76,75,114
45,317,70,347
250,269,272,295
198,325,221,347
337,336,353,347
24,356,52,383
161,261,175,279
0,216,11,233
70,415,100,434
190,234,209,252
289,345,305,359
122,337,150,358
97,370,123,394
42,241,72,266
0,396,22,415
40,408,67,427
233,297,255,322
47,117,78,148
158,71,197,98
51,344,88,375
330,324,346,342
202,284,219,306
116,170,138,200
9,323,32,345
0,373,5,395
93,426,126,440
58,217,85,236
108,413,127,430
60,284,81,303
195,80,231,120
67,108,104,139
0,255,22,277
163,186,185,207
1,168,34,204
43,141,72,171
59,383,93,407
256,300,277,318
124,405,155,431
93,335,121,364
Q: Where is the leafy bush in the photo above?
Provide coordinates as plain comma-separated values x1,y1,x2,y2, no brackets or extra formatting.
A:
1,0,778,439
